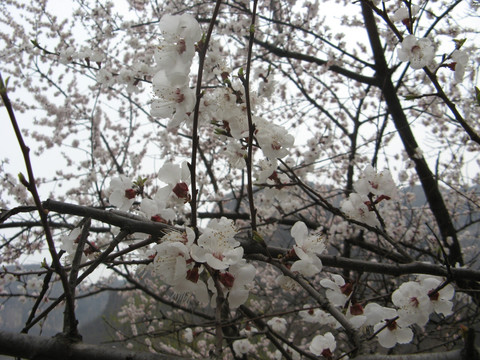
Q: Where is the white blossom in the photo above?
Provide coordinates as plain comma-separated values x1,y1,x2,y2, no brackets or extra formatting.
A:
151,71,195,128
140,197,176,223
341,192,380,227
320,274,351,307
150,14,201,127
450,50,468,83
290,221,325,276
156,161,191,206
224,141,247,169
108,176,136,211
256,119,294,160
391,5,420,23
227,260,256,308
232,339,252,356
208,259,256,309
418,276,455,316
299,307,338,327
364,303,413,348
150,241,191,286
392,281,433,327
267,317,288,333
373,319,413,348
341,165,397,226
58,46,76,64
96,68,115,87
309,332,336,357
364,303,397,326
191,217,243,270
398,35,435,70
353,165,398,200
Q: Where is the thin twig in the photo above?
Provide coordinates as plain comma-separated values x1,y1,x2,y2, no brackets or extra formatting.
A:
0,73,77,337
242,0,259,232
189,0,223,230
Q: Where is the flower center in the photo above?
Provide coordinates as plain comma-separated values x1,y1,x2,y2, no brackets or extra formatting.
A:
409,296,420,308
174,88,185,103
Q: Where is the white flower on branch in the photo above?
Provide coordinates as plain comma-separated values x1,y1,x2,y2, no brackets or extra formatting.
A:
150,241,191,286
207,259,256,309
183,328,193,343
320,274,352,307
299,307,339,327
148,228,209,304
140,197,176,224
267,317,288,333
391,5,420,24
353,165,398,200
107,175,136,211
150,14,201,128
226,260,256,308
58,46,76,65
449,49,469,83
157,13,201,67
255,119,294,161
232,339,252,356
397,35,435,70
156,161,192,206
309,332,336,358
392,280,433,327
418,276,455,317
341,165,398,227
373,318,413,348
290,221,325,276
224,140,247,169
96,68,115,87
365,302,413,348
191,217,243,270
151,71,195,128
341,192,380,227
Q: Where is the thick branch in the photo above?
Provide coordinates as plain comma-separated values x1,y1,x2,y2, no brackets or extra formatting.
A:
360,2,463,266
252,38,378,86
42,199,182,235
34,200,480,283
354,350,467,360
0,330,187,360
244,246,480,283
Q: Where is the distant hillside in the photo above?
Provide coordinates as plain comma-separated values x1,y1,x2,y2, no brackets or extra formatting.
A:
0,265,112,341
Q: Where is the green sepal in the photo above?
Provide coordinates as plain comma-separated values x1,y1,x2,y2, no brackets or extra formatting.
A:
453,38,466,50
253,230,266,247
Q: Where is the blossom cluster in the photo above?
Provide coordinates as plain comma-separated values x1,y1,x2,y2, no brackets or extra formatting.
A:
392,3,469,82
102,160,257,307
147,216,256,307
341,165,397,227
305,273,455,355
150,14,202,128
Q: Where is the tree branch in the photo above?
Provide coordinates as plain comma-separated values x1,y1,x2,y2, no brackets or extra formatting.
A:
252,38,378,86
0,330,188,360
360,2,464,267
